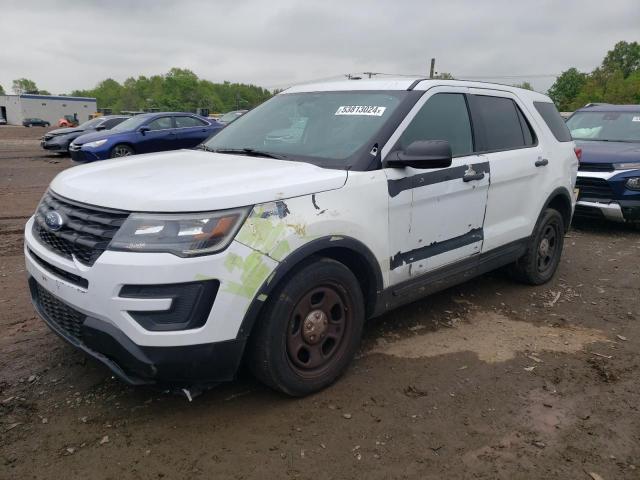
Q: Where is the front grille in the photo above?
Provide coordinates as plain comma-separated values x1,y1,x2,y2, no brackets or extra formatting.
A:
34,282,85,342
576,177,615,201
578,162,614,172
574,204,606,220
33,192,129,266
28,248,89,289
69,144,81,151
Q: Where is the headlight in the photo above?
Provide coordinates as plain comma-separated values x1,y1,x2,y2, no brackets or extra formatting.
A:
614,162,640,170
84,139,108,148
109,207,251,256
625,177,640,191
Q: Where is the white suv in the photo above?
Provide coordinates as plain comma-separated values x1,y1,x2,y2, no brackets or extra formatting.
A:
25,79,579,396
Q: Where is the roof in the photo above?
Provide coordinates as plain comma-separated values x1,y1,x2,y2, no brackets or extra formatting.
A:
282,77,550,101
576,103,640,112
16,94,96,102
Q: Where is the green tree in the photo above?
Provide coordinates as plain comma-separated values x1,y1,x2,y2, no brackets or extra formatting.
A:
12,78,38,94
601,40,640,78
548,68,588,111
38,89,51,95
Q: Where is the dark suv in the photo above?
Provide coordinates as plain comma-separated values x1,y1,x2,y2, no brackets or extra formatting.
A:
41,116,128,154
568,104,640,226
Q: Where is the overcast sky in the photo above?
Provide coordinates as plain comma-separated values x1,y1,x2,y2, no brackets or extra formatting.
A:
1,0,638,95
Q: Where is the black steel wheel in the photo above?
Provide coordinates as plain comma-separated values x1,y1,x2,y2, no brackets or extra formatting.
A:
248,257,365,396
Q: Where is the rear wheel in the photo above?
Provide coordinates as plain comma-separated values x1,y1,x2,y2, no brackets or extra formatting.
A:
510,208,564,285
247,257,365,396
110,144,134,158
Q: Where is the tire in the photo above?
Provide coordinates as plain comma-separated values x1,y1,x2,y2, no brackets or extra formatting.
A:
510,208,565,285
247,257,365,396
110,144,134,158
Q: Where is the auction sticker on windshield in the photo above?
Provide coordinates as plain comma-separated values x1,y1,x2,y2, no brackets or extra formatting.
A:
335,106,386,116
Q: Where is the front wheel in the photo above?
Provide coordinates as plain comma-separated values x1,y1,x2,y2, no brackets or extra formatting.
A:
510,208,565,285
247,257,365,396
110,144,134,158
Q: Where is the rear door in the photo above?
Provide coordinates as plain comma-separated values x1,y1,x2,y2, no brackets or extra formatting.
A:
174,115,212,148
137,116,176,153
383,87,490,283
468,90,545,251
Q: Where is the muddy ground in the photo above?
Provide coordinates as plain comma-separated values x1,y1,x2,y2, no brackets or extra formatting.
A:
0,125,639,479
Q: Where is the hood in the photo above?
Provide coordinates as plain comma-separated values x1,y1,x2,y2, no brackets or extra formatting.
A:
47,127,86,137
50,149,347,212
72,129,116,145
576,140,640,165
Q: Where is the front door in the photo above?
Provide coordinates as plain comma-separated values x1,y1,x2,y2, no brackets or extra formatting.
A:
383,87,490,284
137,116,176,153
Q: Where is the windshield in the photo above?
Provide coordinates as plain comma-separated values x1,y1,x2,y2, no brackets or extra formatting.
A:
203,91,407,166
110,115,150,132
219,111,242,123
78,118,104,129
567,111,640,142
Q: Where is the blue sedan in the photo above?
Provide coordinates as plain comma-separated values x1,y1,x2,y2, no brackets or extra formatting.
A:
69,112,223,162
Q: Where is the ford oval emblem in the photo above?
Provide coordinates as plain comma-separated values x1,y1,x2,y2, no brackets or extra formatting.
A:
44,211,64,231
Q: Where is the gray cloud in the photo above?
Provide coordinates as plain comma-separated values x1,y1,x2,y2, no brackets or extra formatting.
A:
1,0,638,95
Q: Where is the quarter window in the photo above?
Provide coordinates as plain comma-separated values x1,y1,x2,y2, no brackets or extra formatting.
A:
396,93,474,157
175,116,207,128
474,95,533,151
534,101,572,142
147,117,173,131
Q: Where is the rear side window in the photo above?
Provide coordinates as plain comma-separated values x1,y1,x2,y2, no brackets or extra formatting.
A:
102,118,126,129
397,93,474,157
534,102,572,142
474,95,533,151
175,116,207,128
147,117,173,130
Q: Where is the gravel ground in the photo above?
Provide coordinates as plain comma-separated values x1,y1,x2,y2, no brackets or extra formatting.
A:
1,125,639,479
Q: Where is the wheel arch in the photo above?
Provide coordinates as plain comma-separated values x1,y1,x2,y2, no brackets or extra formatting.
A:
542,187,573,233
236,236,384,340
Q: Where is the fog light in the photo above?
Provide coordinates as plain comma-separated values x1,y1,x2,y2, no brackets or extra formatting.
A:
626,177,640,191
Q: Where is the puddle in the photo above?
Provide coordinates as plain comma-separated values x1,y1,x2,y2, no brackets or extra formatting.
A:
370,312,607,363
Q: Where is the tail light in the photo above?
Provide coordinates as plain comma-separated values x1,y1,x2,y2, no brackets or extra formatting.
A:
574,147,582,160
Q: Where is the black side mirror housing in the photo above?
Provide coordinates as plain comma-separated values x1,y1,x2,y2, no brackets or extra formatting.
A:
138,126,150,135
95,125,106,131
384,140,453,169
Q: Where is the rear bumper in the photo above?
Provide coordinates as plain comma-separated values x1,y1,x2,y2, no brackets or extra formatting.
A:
29,276,246,386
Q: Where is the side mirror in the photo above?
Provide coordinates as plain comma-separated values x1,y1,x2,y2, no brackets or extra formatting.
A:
138,125,150,135
95,125,106,131
384,140,452,169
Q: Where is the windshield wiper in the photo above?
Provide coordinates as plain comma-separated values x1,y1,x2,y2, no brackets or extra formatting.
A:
209,147,288,160
194,144,216,152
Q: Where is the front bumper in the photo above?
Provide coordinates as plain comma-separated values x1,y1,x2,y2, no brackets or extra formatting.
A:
24,215,279,384
41,140,69,152
575,170,640,223
29,277,245,385
69,146,105,162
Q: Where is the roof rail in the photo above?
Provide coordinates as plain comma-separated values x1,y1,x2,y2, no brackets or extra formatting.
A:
584,102,612,107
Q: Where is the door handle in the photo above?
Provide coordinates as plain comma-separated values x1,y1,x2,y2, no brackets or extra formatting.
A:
463,172,485,182
535,158,549,167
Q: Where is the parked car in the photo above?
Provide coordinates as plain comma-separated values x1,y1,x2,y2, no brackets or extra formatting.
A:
23,118,50,127
25,79,578,396
41,116,128,154
567,104,640,226
0,117,7,126
217,109,248,125
68,112,222,162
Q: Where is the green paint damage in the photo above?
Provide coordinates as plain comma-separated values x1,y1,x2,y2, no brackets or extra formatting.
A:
224,251,271,298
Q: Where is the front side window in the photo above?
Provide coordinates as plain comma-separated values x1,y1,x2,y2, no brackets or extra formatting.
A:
566,111,640,142
395,93,473,157
475,95,530,151
175,116,207,128
147,116,173,131
202,91,408,167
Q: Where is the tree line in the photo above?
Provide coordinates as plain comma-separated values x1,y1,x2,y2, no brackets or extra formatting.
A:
548,41,640,111
1,69,273,114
